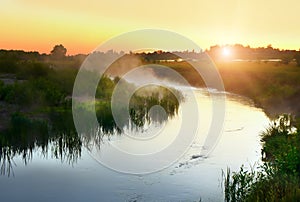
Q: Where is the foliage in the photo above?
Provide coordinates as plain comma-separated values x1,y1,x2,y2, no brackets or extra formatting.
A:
96,75,115,100
156,60,300,118
16,61,52,79
0,78,65,107
50,44,67,59
224,115,300,201
211,61,300,117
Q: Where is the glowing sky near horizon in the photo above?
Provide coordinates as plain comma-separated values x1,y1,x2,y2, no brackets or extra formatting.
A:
1,0,300,55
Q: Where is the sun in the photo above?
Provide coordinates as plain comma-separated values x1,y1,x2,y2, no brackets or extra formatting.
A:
222,47,231,57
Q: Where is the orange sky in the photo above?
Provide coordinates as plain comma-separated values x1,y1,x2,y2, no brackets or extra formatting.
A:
1,0,300,55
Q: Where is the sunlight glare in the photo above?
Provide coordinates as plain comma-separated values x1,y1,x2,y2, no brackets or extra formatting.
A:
222,47,231,57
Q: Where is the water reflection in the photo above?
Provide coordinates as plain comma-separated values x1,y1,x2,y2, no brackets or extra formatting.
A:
0,86,181,176
0,112,81,176
0,89,270,201
128,86,181,128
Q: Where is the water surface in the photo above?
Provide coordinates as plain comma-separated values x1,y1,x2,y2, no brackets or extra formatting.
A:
0,89,269,201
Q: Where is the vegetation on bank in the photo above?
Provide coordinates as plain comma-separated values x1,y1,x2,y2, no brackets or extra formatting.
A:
223,115,300,201
217,61,300,117
1,45,300,117
156,60,300,118
210,59,300,201
156,59,300,200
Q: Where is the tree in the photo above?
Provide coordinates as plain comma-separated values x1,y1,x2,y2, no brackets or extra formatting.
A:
50,44,67,59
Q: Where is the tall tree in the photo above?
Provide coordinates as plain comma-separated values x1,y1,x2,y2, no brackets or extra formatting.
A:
50,44,67,59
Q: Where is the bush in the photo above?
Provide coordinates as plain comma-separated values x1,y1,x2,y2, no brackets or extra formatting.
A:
17,61,52,79
0,59,18,73
2,82,33,105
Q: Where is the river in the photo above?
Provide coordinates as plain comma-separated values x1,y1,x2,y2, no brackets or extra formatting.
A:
0,88,269,201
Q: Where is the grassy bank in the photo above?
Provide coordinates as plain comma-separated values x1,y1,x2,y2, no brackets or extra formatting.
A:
216,62,300,201
223,114,300,201
217,61,300,118
158,60,300,118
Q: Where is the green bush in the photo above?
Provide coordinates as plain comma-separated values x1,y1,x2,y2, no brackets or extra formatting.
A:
16,61,52,79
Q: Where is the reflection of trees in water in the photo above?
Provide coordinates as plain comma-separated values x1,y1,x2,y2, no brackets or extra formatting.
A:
0,113,48,176
49,112,82,164
0,112,82,176
0,87,182,176
129,89,181,128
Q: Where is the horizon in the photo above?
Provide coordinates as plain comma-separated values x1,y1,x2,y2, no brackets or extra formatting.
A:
1,0,300,55
1,43,299,56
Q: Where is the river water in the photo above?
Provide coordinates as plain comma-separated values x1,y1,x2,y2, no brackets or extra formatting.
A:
0,88,269,201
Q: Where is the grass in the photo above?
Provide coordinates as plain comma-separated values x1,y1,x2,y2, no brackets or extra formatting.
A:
217,61,300,117
156,60,300,118
223,115,300,201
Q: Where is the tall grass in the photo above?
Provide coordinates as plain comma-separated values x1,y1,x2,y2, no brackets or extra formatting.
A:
223,115,300,201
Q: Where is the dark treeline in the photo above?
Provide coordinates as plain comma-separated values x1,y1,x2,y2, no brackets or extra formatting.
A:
0,47,85,74
208,44,300,63
2,44,300,72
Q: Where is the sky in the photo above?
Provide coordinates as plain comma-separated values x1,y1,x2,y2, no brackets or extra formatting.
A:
1,0,300,55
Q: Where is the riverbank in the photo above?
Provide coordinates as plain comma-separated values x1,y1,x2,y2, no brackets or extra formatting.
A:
158,60,300,200
209,62,300,201
217,61,300,118
160,60,300,118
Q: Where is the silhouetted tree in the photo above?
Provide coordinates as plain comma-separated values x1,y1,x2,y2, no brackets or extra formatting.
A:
50,44,67,59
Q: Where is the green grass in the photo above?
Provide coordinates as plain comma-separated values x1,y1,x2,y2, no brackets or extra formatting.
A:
157,60,300,117
223,115,300,201
217,61,300,117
